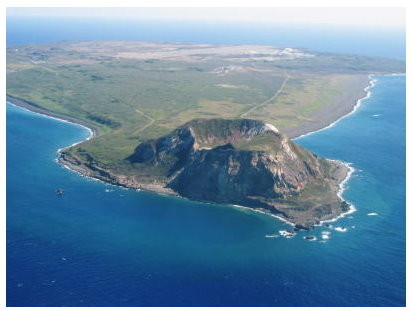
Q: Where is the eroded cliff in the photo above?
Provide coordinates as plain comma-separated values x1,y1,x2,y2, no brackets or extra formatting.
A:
123,119,350,228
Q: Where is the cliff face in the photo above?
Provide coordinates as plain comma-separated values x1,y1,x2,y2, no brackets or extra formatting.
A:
126,119,350,228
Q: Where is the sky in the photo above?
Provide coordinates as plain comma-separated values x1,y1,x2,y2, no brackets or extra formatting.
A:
6,7,405,29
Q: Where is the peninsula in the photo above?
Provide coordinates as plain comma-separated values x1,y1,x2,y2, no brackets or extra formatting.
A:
6,41,405,228
63,118,350,228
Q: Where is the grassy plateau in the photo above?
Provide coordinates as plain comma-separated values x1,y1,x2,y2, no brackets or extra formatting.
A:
7,41,405,175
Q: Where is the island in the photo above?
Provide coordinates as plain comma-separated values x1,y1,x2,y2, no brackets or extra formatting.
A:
6,41,405,228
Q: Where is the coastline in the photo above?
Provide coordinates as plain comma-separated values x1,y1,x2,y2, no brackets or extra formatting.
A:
6,74,376,229
316,162,357,226
6,95,100,137
231,159,353,229
286,74,372,139
293,75,376,140
289,74,378,224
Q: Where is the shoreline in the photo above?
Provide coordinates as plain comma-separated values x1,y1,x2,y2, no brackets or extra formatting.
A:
234,160,354,229
6,95,100,137
291,75,379,225
316,162,356,226
6,74,378,229
293,75,376,140
285,74,372,139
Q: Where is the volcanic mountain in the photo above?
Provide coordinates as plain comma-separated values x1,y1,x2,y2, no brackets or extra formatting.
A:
124,118,350,228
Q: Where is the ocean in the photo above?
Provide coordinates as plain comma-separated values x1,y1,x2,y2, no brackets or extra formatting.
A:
6,18,406,307
6,17,406,60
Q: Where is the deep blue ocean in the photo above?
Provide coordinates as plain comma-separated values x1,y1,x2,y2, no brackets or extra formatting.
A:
6,18,405,307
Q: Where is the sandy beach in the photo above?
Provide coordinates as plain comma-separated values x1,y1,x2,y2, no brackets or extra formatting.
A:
6,95,100,137
285,74,371,139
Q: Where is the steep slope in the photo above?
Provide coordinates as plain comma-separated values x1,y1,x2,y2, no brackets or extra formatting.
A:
125,118,350,228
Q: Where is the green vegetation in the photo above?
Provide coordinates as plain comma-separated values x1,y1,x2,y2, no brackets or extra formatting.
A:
6,41,405,175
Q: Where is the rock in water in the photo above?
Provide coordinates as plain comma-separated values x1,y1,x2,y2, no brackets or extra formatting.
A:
125,118,350,228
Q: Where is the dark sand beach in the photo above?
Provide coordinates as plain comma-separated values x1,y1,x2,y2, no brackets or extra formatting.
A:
6,95,100,137
285,74,371,138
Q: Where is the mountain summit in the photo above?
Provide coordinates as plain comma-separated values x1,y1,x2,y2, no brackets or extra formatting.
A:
126,118,350,228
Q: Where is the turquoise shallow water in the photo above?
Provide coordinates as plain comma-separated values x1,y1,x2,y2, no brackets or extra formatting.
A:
6,75,405,306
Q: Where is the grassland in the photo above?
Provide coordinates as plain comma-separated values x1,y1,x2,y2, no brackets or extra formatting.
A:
6,41,405,174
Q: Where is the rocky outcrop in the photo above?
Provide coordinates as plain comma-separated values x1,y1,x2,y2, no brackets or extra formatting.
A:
124,118,350,228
